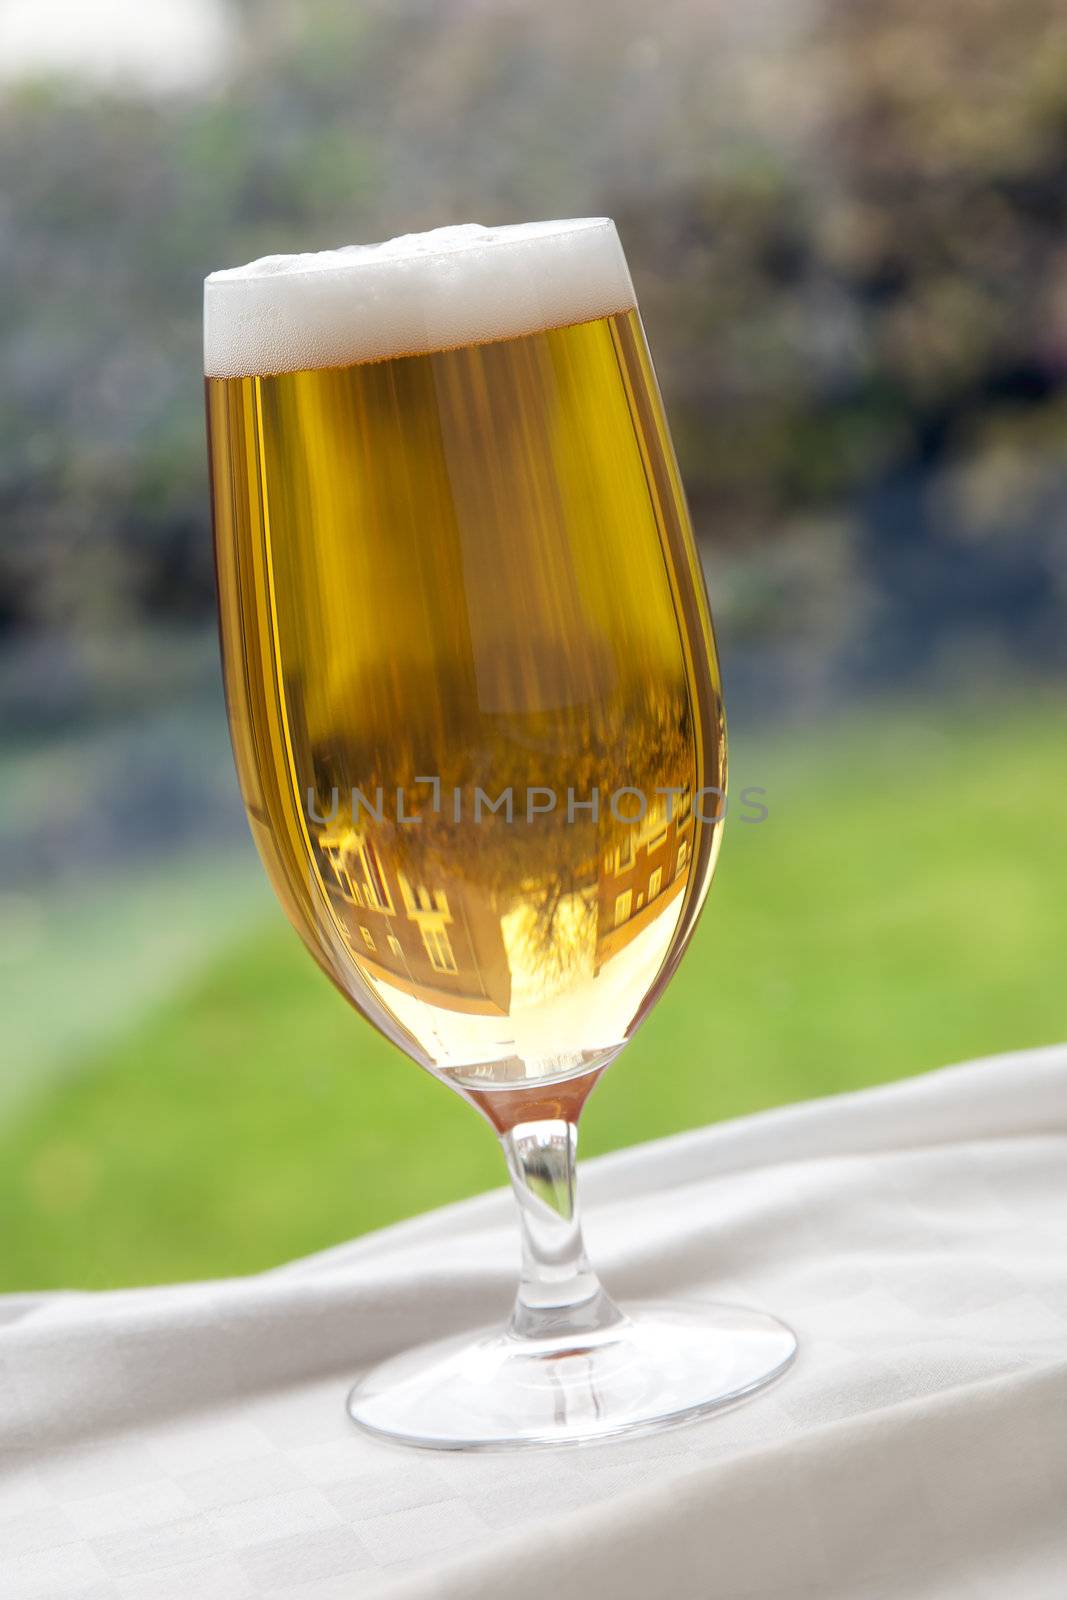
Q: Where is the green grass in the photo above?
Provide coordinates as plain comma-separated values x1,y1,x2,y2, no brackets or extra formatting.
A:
2,692,1064,1290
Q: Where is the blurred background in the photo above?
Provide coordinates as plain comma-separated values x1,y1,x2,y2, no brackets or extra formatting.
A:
1,0,1065,1289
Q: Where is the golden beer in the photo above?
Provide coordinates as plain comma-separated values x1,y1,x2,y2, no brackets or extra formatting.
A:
206,224,725,1096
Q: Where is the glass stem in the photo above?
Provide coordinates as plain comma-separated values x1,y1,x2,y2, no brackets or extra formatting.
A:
500,1118,625,1341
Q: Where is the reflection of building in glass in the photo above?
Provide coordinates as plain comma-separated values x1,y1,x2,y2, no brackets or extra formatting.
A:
595,790,695,972
314,825,511,1016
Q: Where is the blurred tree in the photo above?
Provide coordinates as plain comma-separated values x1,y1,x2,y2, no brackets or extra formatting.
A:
0,0,1065,698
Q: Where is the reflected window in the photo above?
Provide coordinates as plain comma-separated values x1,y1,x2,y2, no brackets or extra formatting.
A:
387,934,402,958
360,841,393,912
327,850,362,904
422,926,457,973
648,867,662,900
676,837,689,876
614,890,632,927
360,926,376,951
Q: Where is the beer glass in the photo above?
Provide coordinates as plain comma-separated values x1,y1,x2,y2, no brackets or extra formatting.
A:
205,220,795,1449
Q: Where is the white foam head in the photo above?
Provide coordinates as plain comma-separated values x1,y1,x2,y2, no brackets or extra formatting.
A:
203,219,635,379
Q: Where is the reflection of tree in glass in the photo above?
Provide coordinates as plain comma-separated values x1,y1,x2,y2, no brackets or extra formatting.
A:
300,660,706,989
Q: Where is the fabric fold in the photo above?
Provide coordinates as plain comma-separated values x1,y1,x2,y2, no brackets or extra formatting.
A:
383,1359,1067,1600
1,1044,1065,1598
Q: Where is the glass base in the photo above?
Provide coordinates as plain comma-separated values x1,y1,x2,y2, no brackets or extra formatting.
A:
347,1300,797,1451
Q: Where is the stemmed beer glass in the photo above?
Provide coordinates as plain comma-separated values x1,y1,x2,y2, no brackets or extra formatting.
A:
205,220,795,1449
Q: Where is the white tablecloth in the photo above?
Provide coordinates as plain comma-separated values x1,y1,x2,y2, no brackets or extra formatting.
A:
2,1044,1066,1599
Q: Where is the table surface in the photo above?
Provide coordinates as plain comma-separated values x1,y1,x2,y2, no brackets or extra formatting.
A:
2,1043,1066,1599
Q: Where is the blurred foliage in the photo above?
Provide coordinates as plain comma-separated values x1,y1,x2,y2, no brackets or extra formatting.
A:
1,0,1066,710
